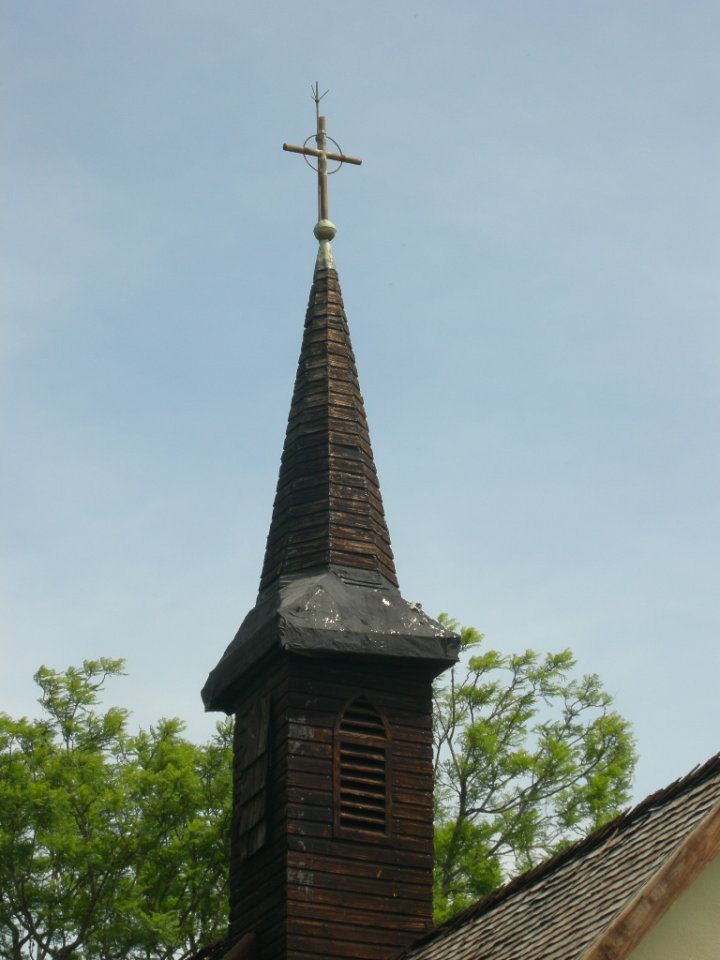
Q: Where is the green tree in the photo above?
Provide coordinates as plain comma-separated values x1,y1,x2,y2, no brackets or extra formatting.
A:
1,638,636,952
0,659,232,960
433,618,636,922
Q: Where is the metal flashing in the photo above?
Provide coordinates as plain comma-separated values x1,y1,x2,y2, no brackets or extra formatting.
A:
201,568,459,713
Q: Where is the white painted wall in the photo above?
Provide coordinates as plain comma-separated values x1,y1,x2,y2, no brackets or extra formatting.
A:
627,854,720,960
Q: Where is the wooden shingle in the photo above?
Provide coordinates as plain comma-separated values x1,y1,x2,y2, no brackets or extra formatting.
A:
401,753,720,960
260,264,397,592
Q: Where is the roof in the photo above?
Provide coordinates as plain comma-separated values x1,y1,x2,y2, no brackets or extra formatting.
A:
260,258,397,592
202,244,459,712
402,752,720,960
201,567,459,711
187,931,255,960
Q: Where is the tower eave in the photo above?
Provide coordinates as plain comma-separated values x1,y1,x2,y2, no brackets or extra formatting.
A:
201,568,460,713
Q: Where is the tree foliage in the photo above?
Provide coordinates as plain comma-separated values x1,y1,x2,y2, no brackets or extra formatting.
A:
433,617,636,922
0,635,636,953
0,659,232,960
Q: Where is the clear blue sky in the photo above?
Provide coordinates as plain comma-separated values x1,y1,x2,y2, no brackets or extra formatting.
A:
2,1,718,803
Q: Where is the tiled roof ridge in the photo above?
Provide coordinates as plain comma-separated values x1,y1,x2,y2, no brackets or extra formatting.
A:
184,936,228,960
184,931,256,960
400,751,720,958
259,261,398,592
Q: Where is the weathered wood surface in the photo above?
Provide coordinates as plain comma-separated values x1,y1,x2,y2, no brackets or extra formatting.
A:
283,658,435,960
228,650,289,958
260,265,398,590
227,652,437,960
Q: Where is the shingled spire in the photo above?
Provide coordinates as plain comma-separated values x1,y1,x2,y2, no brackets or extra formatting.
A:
260,226,397,591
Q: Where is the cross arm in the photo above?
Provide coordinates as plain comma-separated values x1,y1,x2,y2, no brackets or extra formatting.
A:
283,143,362,166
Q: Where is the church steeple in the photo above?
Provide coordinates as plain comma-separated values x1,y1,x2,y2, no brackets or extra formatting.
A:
202,89,458,960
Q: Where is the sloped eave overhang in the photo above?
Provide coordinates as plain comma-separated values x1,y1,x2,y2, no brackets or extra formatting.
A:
202,568,459,713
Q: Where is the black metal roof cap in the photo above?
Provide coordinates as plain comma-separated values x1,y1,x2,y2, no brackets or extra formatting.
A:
202,567,459,714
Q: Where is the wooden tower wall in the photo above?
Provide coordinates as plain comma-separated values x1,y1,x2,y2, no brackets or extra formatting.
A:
228,654,436,960
229,650,289,960
286,656,435,960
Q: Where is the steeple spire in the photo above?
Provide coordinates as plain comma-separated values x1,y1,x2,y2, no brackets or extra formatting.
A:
261,90,396,592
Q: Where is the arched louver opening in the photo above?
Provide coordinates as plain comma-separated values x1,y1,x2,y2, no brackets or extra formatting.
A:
334,696,391,839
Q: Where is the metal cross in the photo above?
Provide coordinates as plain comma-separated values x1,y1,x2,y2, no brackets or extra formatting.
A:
283,83,362,224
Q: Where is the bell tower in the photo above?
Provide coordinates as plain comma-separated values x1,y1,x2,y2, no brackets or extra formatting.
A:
202,87,458,960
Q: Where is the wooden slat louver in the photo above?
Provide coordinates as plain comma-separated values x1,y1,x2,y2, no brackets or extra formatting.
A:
235,694,271,862
335,697,391,838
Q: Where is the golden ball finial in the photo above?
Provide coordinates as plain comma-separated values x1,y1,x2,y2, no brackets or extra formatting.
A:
313,219,337,242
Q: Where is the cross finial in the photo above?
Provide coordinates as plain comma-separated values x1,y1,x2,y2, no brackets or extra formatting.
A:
283,84,363,244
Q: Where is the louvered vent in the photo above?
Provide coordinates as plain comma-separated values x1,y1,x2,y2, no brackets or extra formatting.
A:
335,697,391,839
